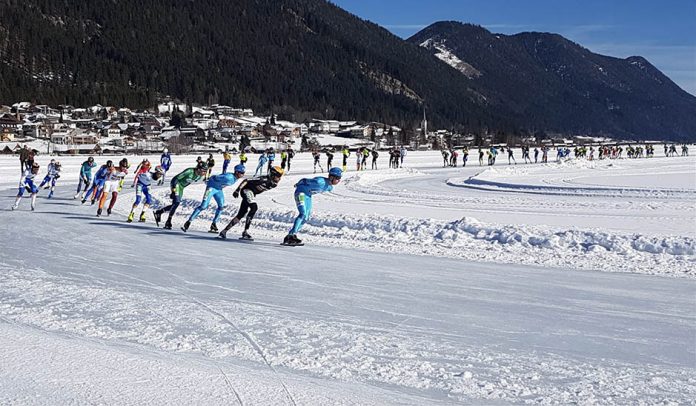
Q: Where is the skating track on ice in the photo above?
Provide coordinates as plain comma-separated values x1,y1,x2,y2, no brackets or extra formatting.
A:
0,152,694,404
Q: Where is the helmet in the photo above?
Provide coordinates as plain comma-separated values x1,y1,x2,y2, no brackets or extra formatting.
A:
119,158,129,168
54,161,61,168
155,165,164,174
142,158,149,163
32,162,40,169
50,159,55,164
269,165,284,178
233,164,246,174
87,156,94,163
196,161,208,171
106,160,114,168
328,167,343,178
163,148,168,154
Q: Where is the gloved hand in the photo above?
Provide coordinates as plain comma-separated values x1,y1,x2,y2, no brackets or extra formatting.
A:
233,191,239,198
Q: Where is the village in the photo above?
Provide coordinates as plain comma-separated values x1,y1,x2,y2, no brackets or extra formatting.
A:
0,100,628,156
0,100,405,155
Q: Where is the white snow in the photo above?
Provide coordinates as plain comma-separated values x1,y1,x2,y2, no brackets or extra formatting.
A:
0,150,695,404
419,38,482,78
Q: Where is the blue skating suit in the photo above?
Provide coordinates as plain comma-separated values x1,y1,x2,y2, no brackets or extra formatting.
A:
17,169,39,196
187,173,241,223
83,165,110,202
160,153,172,171
255,154,268,176
289,177,333,234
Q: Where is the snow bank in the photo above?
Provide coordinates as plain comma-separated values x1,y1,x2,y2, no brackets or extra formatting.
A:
168,191,695,278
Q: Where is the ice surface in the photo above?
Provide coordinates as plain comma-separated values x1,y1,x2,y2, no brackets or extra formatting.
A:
1,151,694,404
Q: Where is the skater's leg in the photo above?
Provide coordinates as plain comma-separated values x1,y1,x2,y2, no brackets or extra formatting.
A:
244,202,258,231
289,194,311,235
211,189,225,224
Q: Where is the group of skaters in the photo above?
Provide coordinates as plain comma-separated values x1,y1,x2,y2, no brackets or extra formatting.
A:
664,144,689,157
442,146,544,167
440,143,691,168
253,147,296,177
11,140,690,243
309,145,407,174
11,157,64,210
11,147,343,246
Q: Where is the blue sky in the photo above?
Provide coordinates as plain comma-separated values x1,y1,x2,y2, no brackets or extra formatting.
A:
332,0,696,96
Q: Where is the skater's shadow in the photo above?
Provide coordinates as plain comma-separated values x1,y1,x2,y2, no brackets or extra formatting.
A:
63,214,110,221
81,218,182,237
183,232,281,248
33,210,76,216
180,232,221,243
44,197,76,201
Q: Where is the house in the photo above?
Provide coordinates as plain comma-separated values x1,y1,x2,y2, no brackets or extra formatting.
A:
191,108,215,119
105,123,122,138
139,116,162,138
50,128,76,144
11,102,31,113
117,108,132,120
160,126,180,140
29,105,59,116
179,125,205,140
309,119,340,134
21,121,49,139
217,118,241,129
50,128,99,153
57,105,75,115
70,118,95,129
218,127,238,141
0,113,20,139
337,125,367,139
238,125,260,138
211,105,235,116
71,130,99,145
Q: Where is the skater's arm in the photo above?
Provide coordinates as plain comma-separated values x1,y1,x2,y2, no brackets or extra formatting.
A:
233,180,248,198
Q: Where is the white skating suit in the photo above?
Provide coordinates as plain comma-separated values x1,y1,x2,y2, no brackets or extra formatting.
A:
103,167,129,194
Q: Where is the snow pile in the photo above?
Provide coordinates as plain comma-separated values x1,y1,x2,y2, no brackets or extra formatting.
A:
169,190,695,277
437,217,695,256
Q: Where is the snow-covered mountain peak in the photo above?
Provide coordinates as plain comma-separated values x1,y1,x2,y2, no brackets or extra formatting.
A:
419,37,482,79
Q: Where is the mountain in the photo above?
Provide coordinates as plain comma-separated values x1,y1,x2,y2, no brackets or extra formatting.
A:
0,0,513,131
1,3,694,141
409,21,696,141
